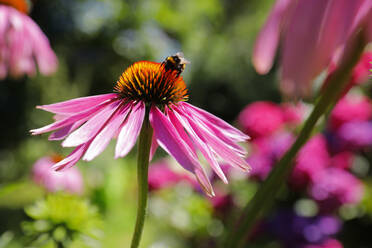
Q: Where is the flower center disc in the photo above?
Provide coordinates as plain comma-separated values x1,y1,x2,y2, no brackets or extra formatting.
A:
115,61,188,106
0,0,29,13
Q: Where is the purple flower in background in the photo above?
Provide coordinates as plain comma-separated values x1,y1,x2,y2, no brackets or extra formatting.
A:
238,101,284,138
291,135,330,189
248,132,294,180
337,121,372,149
267,209,341,248
0,3,58,79
329,94,372,130
32,155,83,194
252,0,372,96
309,168,364,212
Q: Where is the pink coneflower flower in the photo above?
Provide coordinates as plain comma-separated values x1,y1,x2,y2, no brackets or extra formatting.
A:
252,0,372,97
32,155,83,194
0,0,58,79
31,53,250,196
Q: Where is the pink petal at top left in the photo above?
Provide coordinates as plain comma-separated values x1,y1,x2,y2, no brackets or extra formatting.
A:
37,93,118,114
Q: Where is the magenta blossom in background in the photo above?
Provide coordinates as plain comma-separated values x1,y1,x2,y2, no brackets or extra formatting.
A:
309,168,364,212
304,239,343,248
31,58,250,197
148,160,195,191
238,101,284,138
32,155,83,194
0,5,58,79
330,152,354,170
291,135,330,189
253,0,372,96
329,94,372,130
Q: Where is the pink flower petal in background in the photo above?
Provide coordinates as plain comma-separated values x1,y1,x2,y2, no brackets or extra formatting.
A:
0,5,57,79
253,0,372,97
32,155,83,194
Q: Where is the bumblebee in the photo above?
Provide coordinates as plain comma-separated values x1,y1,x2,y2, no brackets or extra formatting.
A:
162,52,190,77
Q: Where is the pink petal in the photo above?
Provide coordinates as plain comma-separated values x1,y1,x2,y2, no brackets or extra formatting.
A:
181,102,249,141
62,101,121,147
52,144,88,171
48,120,85,141
281,0,330,96
83,103,131,161
24,15,58,75
180,108,250,172
115,101,145,158
252,0,293,74
37,93,118,114
150,106,214,196
149,133,159,161
30,99,112,135
169,109,228,184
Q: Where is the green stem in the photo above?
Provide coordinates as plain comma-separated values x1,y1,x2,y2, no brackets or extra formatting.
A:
224,34,365,248
130,107,153,248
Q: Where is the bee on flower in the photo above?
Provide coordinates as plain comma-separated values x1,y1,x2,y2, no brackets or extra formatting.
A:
31,53,250,196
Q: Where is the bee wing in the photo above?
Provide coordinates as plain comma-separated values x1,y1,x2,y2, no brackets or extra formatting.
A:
175,52,190,64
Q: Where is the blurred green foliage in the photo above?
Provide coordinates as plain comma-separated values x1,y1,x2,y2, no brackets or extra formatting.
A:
22,193,102,247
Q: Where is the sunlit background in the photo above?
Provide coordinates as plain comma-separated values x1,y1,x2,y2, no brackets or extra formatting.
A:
0,0,371,247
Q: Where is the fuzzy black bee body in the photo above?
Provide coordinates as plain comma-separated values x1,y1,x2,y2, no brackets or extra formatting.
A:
162,52,190,77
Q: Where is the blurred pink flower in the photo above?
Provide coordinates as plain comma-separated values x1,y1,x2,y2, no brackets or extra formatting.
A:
330,152,354,170
309,168,364,212
329,94,372,130
304,239,343,248
148,160,195,191
31,58,250,197
337,121,372,149
32,155,83,194
238,101,284,138
0,4,58,79
253,0,372,96
281,102,307,126
291,135,330,189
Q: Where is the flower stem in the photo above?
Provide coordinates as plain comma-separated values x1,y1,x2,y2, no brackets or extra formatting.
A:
130,107,153,248
224,34,365,248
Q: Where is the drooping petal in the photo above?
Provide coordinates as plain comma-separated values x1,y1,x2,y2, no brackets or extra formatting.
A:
150,106,214,196
52,144,88,171
169,109,228,184
115,101,145,158
280,0,330,96
83,103,131,161
62,101,121,147
181,102,249,142
25,15,58,75
30,99,113,135
37,93,118,114
180,103,247,156
180,107,250,172
252,0,294,74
